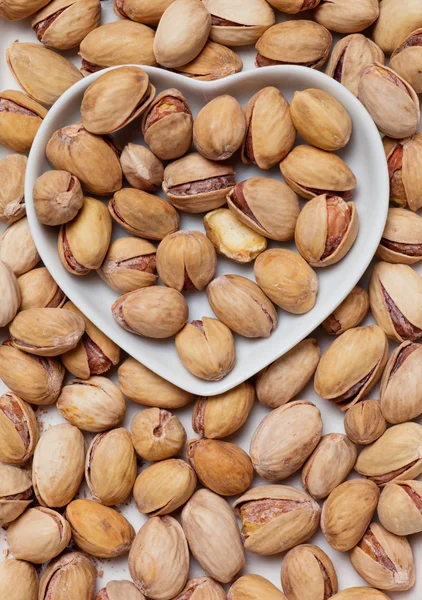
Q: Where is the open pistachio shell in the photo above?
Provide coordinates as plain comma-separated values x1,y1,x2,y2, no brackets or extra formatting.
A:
383,133,422,212
281,545,338,600
378,480,422,536
0,392,39,465
203,0,275,46
171,41,243,80
18,267,66,310
0,154,26,223
377,208,422,264
322,285,369,335
0,259,20,327
114,0,174,25
228,574,287,600
0,91,47,153
390,28,422,93
373,0,422,55
39,552,96,600
0,465,33,525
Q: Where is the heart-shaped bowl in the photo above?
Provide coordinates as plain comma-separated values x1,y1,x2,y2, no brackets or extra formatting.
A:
25,65,389,396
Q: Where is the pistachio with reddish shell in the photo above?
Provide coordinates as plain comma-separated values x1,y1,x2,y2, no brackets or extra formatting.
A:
171,40,243,81
0,259,20,327
33,170,84,226
377,208,422,264
96,580,146,600
229,574,288,600
0,154,26,224
0,217,40,276
0,392,39,465
390,28,422,93
378,479,422,536
281,544,338,600
313,0,379,34
0,0,50,20
18,268,65,311
174,578,226,600
131,407,186,461
120,143,164,192
344,399,387,445
113,0,174,25
0,465,33,525
322,286,369,335
39,552,96,600
382,133,422,211
373,0,422,55
0,91,47,153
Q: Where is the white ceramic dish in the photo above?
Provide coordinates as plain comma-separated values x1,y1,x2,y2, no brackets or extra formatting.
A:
25,64,389,396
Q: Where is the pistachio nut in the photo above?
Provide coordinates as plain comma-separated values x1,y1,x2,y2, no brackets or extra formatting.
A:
378,480,422,536
113,0,174,24
39,552,96,600
0,0,50,20
66,499,135,558
322,286,369,335
33,170,83,226
0,154,26,224
57,376,126,432
382,133,422,212
32,0,100,50
203,0,274,46
109,188,179,239
326,33,385,96
355,422,422,485
120,143,164,192
153,0,211,68
82,67,155,135
0,91,47,153
377,208,422,264
174,578,226,600
18,268,65,311
0,259,20,327
187,438,253,496
7,506,71,563
118,357,193,408
0,340,65,405
163,153,235,213
241,87,296,170
369,261,422,342
6,41,83,106
207,273,277,338
181,489,245,583
0,465,33,525
79,20,157,74
0,559,38,600
228,574,287,600
250,400,322,481
331,589,391,600
321,479,380,552
129,515,189,599
254,248,319,313
112,287,188,338
344,399,387,445
290,89,352,151
281,544,338,600
0,217,40,275
314,0,379,33
133,458,196,516
373,0,422,55
204,208,267,263
0,392,39,464
233,485,321,555
358,63,420,139
350,522,415,591
255,20,332,69
96,580,146,600
390,29,422,93
314,325,388,410
266,0,320,13
47,123,122,195
194,95,246,161
86,428,137,506
171,40,243,80
302,434,357,500
192,381,255,439
227,177,300,242
131,407,186,461
280,145,357,200
176,318,236,381
256,338,320,409
156,231,217,291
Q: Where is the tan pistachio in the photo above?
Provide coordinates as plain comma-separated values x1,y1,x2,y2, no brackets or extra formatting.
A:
96,580,146,600
0,559,38,600
344,399,387,445
0,217,40,275
0,0,50,19
33,170,83,226
39,552,96,600
113,0,174,25
0,91,47,153
331,589,391,600
171,41,243,80
173,578,226,600
0,154,26,224
266,0,320,12
378,480,422,536
228,574,287,600
0,259,20,327
382,133,422,212
390,28,422,93
203,0,275,46
120,144,164,192
0,392,39,464
377,208,422,264
281,544,338,600
17,267,66,310
373,0,422,55
322,286,369,335
0,465,33,525
314,0,379,33
131,407,186,461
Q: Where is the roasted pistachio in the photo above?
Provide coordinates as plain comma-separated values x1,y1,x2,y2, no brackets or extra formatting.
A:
377,208,422,264
18,268,65,311
96,580,146,600
373,0,422,54
174,578,226,600
322,286,369,335
229,574,287,600
0,559,38,600
113,0,174,24
313,0,379,33
331,589,391,600
171,40,243,80
344,399,387,445
0,259,20,327
131,407,186,461
0,91,47,153
0,217,40,275
203,0,275,46
390,28,422,93
0,154,26,224
266,0,320,12
33,170,83,226
382,133,422,211
0,0,50,20
378,480,422,536
281,544,338,600
0,465,32,525
39,552,96,600
120,143,164,192
0,392,39,464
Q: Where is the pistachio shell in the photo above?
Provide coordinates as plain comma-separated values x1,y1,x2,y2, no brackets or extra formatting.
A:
33,170,84,226
39,552,96,600
0,392,39,464
314,0,379,33
377,208,422,264
0,217,40,275
0,559,38,600
0,154,26,223
344,399,387,445
0,0,50,20
131,407,186,461
97,580,146,600
373,0,422,54
113,0,174,25
172,40,243,80
281,544,338,600
0,259,20,327
322,286,369,335
203,0,275,46
0,92,46,153
18,267,66,310
383,133,422,212
390,28,422,93
378,480,422,535
0,465,33,525
228,574,287,600
120,144,164,192
174,578,226,600
331,589,391,600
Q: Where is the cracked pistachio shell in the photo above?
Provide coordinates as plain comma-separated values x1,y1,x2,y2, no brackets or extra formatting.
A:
79,20,157,74
66,499,135,558
0,559,38,600
227,177,300,242
369,261,422,342
6,42,82,106
193,382,254,439
383,134,422,212
33,423,85,507
255,20,332,68
355,422,422,485
280,145,356,200
133,458,196,516
250,401,322,481
174,578,226,600
131,407,186,461
153,0,211,68
0,0,50,19
0,91,47,153
39,552,96,600
373,0,422,55
61,301,120,379
129,516,189,599
18,268,66,310
358,63,419,139
0,465,32,524
0,154,26,223
229,574,287,600
7,506,71,563
349,522,415,591
314,0,379,33
344,399,387,445
302,434,357,500
322,286,369,335
156,231,216,292
314,325,388,410
256,338,320,409
86,428,137,506
187,438,253,496
114,0,174,24
33,170,84,226
390,29,422,93
82,67,155,135
266,0,320,12
194,95,246,161
181,489,245,583
233,485,321,555
378,480,422,535
118,357,193,408
241,87,296,170
172,40,243,80
0,217,40,275
281,545,338,600
380,341,422,423
203,0,275,46
58,376,126,432
97,580,145,600
254,249,318,313
0,259,20,327
321,479,380,552
377,208,422,264
331,590,391,600
120,144,164,192
207,273,277,338
326,34,385,96
0,392,39,464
